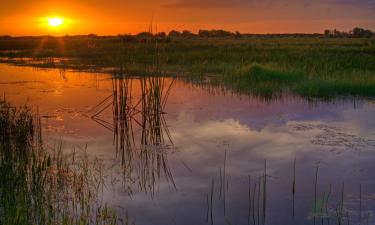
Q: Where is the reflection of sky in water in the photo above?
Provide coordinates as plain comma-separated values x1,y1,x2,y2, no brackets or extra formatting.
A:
1,63,375,225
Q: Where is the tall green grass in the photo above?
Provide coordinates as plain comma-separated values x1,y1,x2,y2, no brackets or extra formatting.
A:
0,100,123,225
222,64,375,99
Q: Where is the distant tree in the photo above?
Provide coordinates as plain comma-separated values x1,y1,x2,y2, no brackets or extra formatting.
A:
134,32,153,43
333,29,341,37
213,29,234,37
117,34,136,42
136,32,153,38
352,27,373,38
234,31,242,38
323,28,362,38
324,29,331,36
198,30,210,38
168,30,181,37
181,30,196,38
87,33,98,38
156,32,166,38
198,29,234,38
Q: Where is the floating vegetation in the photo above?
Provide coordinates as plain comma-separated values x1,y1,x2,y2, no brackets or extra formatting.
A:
288,122,375,152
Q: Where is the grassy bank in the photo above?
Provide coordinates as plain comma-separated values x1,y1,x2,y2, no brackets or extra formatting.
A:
1,36,374,98
223,64,375,99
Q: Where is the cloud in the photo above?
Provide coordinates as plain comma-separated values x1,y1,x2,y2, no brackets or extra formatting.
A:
162,0,375,10
162,0,277,9
159,0,375,24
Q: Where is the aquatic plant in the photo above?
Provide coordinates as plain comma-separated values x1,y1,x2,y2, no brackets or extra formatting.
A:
0,99,124,225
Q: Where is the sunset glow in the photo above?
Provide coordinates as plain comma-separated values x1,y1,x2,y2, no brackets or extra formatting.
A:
47,17,64,27
1,0,375,35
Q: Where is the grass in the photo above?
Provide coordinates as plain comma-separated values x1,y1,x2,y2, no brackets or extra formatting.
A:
0,36,374,99
223,64,375,99
0,99,124,225
293,80,375,98
222,64,303,99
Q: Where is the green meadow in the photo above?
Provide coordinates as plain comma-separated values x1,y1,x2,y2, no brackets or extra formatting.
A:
1,36,374,99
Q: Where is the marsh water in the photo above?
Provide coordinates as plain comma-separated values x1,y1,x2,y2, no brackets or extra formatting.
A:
1,62,375,225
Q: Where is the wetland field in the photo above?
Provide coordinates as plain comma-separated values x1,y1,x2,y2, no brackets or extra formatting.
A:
0,36,375,225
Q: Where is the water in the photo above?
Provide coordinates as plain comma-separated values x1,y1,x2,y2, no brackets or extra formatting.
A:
1,63,374,225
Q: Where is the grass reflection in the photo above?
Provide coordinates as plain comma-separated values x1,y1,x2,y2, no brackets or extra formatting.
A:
90,76,176,196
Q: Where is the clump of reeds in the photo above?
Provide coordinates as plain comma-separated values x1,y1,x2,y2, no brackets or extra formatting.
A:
89,32,177,196
0,99,124,225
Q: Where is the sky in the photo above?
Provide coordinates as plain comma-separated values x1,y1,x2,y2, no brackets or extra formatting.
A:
0,0,375,36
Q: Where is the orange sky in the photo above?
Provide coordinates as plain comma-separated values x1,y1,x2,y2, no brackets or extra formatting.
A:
1,0,375,36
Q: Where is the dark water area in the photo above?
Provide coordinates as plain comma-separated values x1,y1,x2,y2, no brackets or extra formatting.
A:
1,63,374,225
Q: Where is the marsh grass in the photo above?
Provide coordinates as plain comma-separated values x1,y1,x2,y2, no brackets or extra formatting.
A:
0,99,124,225
1,37,374,99
293,79,375,98
216,63,375,100
222,64,302,99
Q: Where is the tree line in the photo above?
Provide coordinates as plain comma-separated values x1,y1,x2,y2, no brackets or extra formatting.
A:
324,27,374,38
129,27,374,39
1,27,373,40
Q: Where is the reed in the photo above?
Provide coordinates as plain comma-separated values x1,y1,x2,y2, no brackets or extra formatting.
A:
210,178,215,225
337,182,346,225
87,31,177,197
0,99,123,224
314,163,319,225
246,173,267,225
292,157,296,219
359,184,362,225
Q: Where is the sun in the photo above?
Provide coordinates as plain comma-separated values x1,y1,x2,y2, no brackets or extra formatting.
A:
40,16,74,31
47,17,64,27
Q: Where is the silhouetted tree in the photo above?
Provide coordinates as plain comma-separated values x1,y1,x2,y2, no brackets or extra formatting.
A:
198,29,234,38
323,27,374,38
324,29,331,37
136,32,153,38
156,32,166,38
117,34,136,42
181,30,196,38
87,33,98,38
352,27,373,38
168,30,181,37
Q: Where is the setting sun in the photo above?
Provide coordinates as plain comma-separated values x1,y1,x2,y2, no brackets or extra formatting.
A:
47,17,64,27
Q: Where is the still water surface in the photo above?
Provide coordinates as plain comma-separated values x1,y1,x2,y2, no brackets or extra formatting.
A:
1,63,374,225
